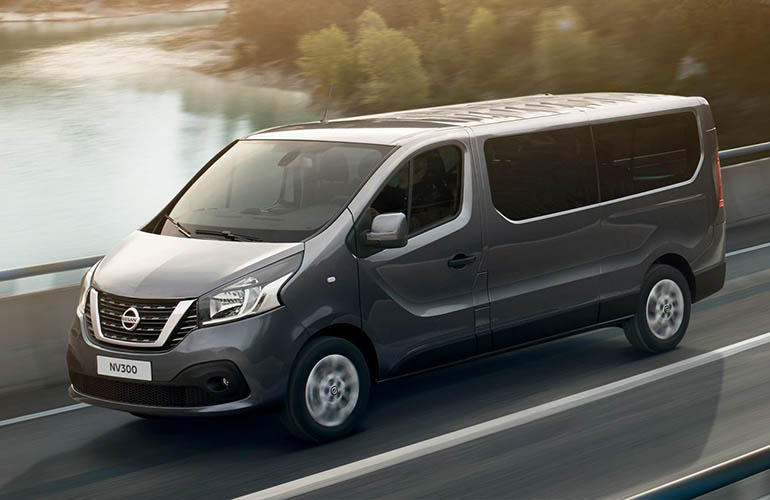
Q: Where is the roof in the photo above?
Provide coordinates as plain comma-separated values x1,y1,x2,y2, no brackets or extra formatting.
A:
248,93,701,145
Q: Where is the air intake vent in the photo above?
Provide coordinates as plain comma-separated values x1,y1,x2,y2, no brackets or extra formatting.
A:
70,373,210,407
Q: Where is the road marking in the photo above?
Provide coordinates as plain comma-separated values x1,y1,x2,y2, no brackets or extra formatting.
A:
0,403,89,428
238,330,770,500
726,241,770,257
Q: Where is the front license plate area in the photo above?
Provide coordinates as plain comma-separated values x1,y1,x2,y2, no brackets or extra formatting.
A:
96,355,152,381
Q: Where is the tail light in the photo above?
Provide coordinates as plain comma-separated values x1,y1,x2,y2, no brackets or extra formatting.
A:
715,149,724,208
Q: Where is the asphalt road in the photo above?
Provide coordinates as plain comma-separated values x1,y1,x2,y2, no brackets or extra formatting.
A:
2,219,770,499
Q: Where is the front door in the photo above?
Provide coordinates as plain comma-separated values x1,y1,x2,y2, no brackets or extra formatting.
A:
356,142,484,377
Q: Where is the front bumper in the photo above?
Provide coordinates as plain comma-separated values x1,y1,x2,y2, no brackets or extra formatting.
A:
67,304,308,416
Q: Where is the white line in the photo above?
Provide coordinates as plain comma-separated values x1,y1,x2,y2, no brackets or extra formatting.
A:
727,241,770,257
238,330,770,500
0,403,89,428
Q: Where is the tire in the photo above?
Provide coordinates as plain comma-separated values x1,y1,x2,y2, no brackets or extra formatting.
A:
282,337,371,443
623,264,692,353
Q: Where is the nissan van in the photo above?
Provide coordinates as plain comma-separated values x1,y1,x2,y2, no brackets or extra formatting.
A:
68,93,726,442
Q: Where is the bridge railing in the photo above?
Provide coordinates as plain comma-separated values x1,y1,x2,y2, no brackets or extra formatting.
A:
719,141,770,160
0,255,102,283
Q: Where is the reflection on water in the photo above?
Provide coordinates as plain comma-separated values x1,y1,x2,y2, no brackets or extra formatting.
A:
0,11,314,293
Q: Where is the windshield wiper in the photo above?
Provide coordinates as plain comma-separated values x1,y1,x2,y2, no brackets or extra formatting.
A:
163,215,191,238
195,229,262,242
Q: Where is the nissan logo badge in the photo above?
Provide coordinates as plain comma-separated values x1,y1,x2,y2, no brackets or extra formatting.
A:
121,307,140,331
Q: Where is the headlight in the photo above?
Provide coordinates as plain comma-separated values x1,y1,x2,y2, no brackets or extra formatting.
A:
76,262,99,317
199,254,302,326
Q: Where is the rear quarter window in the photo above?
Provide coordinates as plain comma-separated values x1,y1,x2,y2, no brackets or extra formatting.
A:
593,112,701,201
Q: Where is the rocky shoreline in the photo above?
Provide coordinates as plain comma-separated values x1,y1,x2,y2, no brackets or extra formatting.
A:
0,1,226,23
0,1,315,110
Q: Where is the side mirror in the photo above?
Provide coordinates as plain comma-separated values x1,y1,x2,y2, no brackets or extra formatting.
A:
364,213,408,248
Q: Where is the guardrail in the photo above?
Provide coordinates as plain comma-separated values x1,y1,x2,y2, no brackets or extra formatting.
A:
2,142,769,283
0,255,102,283
629,443,770,499
719,141,770,161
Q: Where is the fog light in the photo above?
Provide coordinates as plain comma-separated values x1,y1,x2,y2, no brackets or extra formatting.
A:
207,376,231,392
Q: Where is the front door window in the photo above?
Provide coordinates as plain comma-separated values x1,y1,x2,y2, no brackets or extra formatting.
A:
370,145,462,236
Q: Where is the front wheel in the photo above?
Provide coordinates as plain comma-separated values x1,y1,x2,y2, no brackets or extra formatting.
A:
623,264,692,353
282,337,371,443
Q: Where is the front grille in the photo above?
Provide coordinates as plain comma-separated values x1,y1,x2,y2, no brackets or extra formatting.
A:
98,293,174,343
85,292,198,350
70,372,213,407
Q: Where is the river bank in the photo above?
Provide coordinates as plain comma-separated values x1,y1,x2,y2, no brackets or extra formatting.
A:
0,7,314,290
0,0,226,23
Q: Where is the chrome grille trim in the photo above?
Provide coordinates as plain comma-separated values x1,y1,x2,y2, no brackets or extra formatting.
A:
89,289,195,348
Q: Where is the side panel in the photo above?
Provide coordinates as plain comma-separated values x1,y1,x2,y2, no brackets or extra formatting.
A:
590,104,721,321
471,117,602,350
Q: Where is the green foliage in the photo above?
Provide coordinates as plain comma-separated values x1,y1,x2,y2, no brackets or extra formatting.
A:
355,8,388,34
355,26,430,111
296,9,430,112
297,26,357,101
229,0,363,65
228,0,770,146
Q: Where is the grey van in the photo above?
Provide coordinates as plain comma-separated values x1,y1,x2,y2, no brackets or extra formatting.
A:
68,93,726,442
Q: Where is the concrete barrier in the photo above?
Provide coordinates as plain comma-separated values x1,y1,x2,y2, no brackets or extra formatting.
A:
723,158,770,226
1,157,770,395
0,286,78,395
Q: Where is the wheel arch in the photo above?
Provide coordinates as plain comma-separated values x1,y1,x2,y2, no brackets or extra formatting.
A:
651,253,696,297
307,324,380,382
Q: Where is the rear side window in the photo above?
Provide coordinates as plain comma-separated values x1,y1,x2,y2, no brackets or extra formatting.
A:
593,112,700,201
484,126,598,220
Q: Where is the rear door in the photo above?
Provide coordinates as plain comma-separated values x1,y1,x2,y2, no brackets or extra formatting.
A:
475,120,602,349
355,139,485,376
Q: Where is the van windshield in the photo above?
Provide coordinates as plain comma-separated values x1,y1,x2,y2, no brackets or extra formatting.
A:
161,140,393,242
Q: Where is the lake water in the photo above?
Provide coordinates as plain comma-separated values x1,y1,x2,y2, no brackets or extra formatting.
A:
0,11,314,293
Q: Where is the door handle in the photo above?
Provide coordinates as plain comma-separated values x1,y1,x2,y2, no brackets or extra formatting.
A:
448,254,477,269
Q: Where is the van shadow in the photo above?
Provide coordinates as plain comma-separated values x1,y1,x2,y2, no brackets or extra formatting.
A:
0,328,724,499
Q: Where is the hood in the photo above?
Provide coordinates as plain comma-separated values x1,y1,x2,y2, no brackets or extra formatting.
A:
92,231,303,299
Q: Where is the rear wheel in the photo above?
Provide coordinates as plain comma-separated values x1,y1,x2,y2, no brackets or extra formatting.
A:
623,264,691,353
282,337,371,443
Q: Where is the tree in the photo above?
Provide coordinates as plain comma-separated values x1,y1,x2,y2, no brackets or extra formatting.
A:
356,8,388,35
355,27,431,111
297,26,358,101
229,0,362,65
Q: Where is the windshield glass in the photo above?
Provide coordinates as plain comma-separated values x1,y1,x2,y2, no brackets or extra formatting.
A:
159,140,393,242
